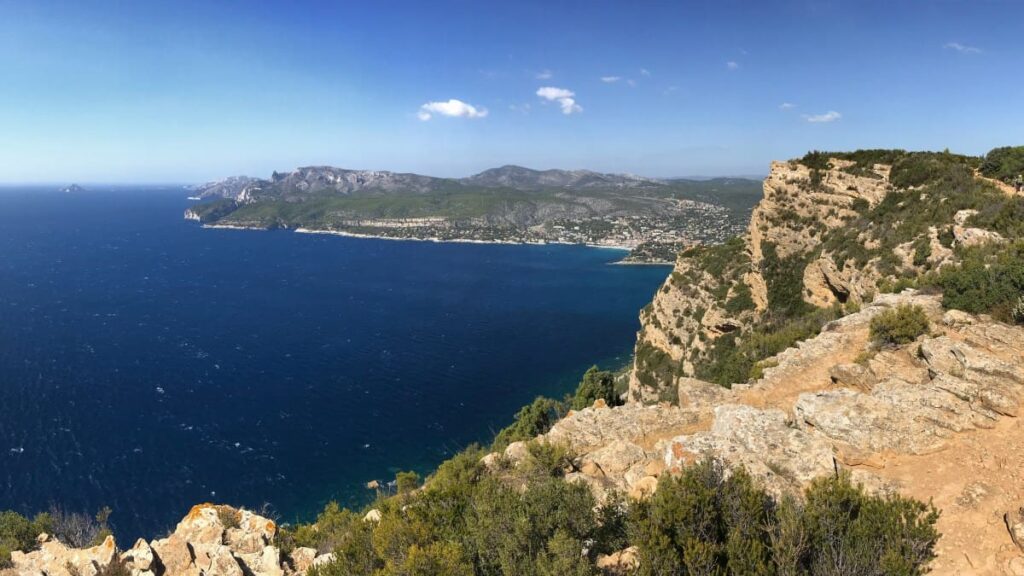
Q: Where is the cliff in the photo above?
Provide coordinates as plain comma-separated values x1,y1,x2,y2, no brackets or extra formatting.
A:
8,148,1024,575
629,150,1017,402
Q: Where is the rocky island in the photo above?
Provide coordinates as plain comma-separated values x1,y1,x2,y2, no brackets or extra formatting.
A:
59,184,86,194
183,165,762,263
7,146,1024,576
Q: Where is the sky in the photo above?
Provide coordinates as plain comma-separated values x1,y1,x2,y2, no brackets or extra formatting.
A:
1,0,1022,183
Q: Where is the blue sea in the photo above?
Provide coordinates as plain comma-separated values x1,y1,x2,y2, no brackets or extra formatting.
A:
0,187,669,540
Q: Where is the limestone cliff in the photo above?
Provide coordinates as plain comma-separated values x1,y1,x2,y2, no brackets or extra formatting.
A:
629,150,1011,402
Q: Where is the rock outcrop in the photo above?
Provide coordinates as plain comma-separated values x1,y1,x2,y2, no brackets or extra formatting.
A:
533,290,1024,574
8,505,330,576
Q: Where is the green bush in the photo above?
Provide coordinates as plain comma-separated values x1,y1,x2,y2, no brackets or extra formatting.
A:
935,242,1024,323
628,461,939,576
980,145,1024,182
0,511,52,568
869,304,929,346
628,460,773,575
492,397,567,450
725,281,755,314
395,471,421,494
570,366,619,410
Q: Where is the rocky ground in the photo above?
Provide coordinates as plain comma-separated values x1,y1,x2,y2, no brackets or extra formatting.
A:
4,505,333,576
494,291,1024,574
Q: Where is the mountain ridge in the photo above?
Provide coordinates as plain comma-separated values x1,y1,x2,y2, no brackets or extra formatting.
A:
193,164,675,201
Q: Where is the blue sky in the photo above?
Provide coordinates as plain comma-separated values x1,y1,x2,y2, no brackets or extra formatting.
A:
1,0,1021,183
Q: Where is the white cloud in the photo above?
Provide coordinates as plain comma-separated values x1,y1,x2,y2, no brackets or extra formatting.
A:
535,69,553,80
600,76,622,83
417,99,488,121
726,61,740,70
509,103,531,114
536,86,583,115
640,68,651,77
779,102,796,110
627,79,636,87
945,42,982,54
804,110,842,123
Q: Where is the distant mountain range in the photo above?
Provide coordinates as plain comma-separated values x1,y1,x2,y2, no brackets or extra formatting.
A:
192,165,672,202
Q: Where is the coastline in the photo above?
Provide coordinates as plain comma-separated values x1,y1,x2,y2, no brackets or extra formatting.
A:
201,222,638,254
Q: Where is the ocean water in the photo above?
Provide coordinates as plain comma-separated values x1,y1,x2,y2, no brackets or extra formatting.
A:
0,187,670,540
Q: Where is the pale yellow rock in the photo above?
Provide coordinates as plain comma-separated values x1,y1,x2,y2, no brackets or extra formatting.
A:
627,476,659,501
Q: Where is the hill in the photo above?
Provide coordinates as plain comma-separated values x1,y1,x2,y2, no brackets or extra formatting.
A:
184,166,763,262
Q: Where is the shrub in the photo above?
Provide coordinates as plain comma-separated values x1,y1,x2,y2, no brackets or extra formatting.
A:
216,506,241,530
570,366,619,410
788,473,940,575
725,281,756,315
935,242,1024,323
47,506,112,548
492,396,567,450
627,460,773,575
395,471,421,494
980,145,1024,182
1,511,53,568
869,304,929,346
629,462,939,576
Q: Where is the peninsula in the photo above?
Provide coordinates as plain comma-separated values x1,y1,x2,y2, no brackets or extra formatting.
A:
184,165,762,263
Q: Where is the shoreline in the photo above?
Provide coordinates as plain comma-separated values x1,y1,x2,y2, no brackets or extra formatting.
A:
201,223,641,255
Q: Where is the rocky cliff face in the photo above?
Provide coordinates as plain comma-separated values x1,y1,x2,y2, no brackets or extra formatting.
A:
629,152,1009,402
497,291,1024,575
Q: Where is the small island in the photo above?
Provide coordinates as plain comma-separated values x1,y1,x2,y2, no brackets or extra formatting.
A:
60,184,86,193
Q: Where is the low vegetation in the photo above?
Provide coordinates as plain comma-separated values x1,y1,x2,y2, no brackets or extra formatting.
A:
492,365,622,450
283,456,940,576
933,241,1024,324
869,304,930,346
979,145,1024,183
0,507,113,568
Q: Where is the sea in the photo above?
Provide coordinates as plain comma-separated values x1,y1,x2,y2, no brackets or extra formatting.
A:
0,186,670,540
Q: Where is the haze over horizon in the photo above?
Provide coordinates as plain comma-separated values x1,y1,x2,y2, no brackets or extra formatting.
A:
1,0,1022,184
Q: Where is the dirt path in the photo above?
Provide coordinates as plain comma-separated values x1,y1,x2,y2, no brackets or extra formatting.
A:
857,416,1024,575
975,169,1022,197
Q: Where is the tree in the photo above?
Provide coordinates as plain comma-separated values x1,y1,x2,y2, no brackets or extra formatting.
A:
571,366,620,410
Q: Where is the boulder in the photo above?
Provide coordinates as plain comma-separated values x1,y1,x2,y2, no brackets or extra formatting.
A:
225,509,277,554
193,544,243,576
11,535,118,576
829,363,877,391
175,504,226,545
288,547,317,574
121,539,154,574
150,533,198,576
1007,507,1024,553
579,440,646,478
595,546,639,575
627,476,659,501
503,441,530,464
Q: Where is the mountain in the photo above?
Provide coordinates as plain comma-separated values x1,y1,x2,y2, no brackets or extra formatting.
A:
193,165,670,201
186,165,763,261
463,165,664,190
59,184,86,193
